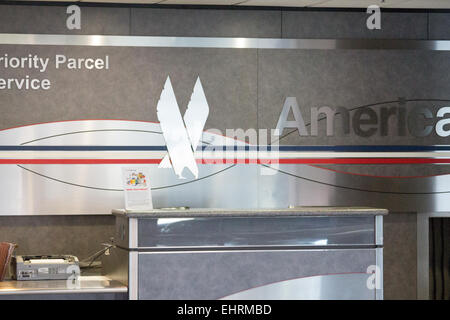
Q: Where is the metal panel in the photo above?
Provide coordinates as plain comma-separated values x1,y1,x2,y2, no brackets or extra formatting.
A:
135,216,376,249
0,118,446,215
0,34,450,50
128,251,138,300
376,247,384,300
376,215,383,246
220,273,374,300
137,249,377,299
129,218,139,249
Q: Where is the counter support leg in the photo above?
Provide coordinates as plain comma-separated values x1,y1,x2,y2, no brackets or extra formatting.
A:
129,251,138,300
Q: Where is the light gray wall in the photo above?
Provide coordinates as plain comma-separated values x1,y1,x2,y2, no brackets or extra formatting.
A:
0,4,447,299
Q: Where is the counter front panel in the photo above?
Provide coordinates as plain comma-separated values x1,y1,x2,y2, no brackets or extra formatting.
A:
137,249,377,300
135,216,377,249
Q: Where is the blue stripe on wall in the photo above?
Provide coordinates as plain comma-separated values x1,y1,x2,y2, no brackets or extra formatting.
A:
1,145,450,152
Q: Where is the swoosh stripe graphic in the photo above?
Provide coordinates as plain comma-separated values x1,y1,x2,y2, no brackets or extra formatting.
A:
18,162,450,195
2,117,448,195
218,272,368,300
308,164,450,179
14,129,450,178
261,164,450,195
17,164,237,192
19,129,162,146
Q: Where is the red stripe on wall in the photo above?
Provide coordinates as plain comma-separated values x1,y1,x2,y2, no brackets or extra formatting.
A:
0,159,162,164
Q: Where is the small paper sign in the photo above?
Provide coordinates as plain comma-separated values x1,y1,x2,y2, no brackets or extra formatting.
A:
122,167,153,210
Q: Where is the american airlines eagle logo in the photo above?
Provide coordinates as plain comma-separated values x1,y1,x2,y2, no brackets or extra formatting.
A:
156,76,209,179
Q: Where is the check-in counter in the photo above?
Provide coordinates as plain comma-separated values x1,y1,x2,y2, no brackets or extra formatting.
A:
0,276,127,300
108,207,387,300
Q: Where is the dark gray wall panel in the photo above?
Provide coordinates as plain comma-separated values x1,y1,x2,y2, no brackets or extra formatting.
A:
0,45,257,132
0,5,69,34
383,213,417,300
0,5,439,41
257,49,450,146
429,13,450,40
0,215,115,264
0,5,130,35
131,8,281,38
80,7,131,36
282,11,428,39
257,49,450,178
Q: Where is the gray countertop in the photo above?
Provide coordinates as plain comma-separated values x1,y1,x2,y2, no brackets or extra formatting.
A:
112,207,388,218
0,276,127,295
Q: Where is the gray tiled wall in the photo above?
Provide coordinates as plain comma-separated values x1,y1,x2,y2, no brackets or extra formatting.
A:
0,215,115,261
131,8,281,37
429,13,450,40
281,11,428,39
0,4,449,40
0,5,130,35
